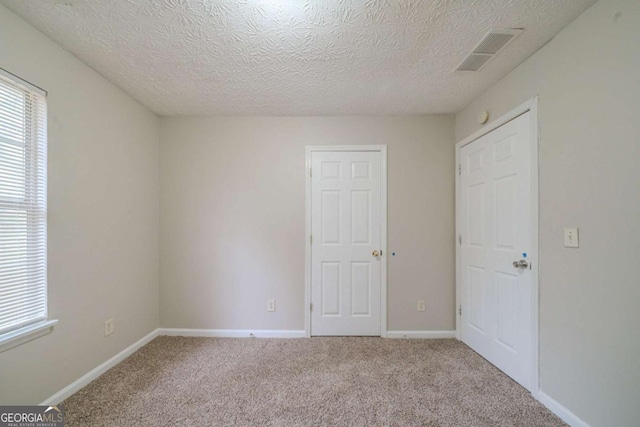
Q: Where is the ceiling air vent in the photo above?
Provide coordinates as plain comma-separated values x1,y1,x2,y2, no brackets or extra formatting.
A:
455,28,523,72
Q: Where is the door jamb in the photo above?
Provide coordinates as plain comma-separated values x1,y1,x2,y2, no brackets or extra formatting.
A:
455,97,539,396
305,145,388,338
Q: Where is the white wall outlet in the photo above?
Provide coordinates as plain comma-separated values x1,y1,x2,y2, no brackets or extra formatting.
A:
417,300,426,312
267,299,276,312
564,228,579,248
104,318,114,336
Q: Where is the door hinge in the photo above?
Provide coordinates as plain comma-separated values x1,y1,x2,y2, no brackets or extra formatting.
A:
310,303,313,312
310,168,312,177
458,164,461,175
310,235,313,245
459,304,462,316
458,234,462,245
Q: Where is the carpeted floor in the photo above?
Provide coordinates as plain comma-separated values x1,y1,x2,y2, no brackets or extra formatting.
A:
64,337,565,426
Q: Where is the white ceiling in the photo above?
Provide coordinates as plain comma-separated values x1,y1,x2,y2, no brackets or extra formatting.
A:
1,0,596,116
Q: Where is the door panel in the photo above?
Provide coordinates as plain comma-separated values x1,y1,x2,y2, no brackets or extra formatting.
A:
311,151,381,336
460,112,533,390
321,262,341,316
321,191,340,244
350,262,371,316
468,266,485,331
351,190,370,244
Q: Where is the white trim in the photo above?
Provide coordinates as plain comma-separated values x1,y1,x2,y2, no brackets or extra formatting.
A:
529,98,540,396
0,68,47,96
0,319,58,354
159,328,306,338
386,330,456,339
538,390,591,427
455,141,461,343
380,147,388,338
456,98,537,148
304,145,388,338
40,328,160,405
305,146,312,338
455,97,540,394
305,146,387,152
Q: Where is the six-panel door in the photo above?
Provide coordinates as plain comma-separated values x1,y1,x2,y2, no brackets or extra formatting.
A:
311,151,382,336
460,112,533,390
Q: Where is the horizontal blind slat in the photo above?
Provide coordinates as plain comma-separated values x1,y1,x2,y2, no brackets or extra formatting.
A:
0,291,47,309
0,280,46,295
0,299,47,322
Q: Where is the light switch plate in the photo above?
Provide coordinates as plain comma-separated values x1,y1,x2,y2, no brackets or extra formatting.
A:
564,228,579,248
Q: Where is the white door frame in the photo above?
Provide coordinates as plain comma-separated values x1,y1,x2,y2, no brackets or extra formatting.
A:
305,145,388,338
455,97,540,396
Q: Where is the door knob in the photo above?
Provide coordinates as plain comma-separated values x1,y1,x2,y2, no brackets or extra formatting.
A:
512,260,528,269
372,250,380,257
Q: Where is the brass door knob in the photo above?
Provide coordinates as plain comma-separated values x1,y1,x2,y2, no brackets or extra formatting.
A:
372,250,380,257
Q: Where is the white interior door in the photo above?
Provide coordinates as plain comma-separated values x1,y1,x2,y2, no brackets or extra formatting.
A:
310,150,382,336
460,112,534,390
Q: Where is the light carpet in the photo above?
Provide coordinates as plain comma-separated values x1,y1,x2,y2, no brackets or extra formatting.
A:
64,337,565,426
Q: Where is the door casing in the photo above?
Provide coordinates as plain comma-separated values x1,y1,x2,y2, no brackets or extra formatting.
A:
455,97,539,396
305,145,388,338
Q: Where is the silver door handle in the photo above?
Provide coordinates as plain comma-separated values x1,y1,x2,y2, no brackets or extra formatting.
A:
513,260,528,269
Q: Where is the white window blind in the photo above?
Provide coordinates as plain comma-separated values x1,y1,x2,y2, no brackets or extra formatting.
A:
0,71,48,337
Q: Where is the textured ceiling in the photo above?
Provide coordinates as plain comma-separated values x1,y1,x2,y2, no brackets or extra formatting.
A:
1,0,596,116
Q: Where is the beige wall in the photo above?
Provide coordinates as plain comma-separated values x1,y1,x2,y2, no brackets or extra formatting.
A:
160,116,455,332
0,4,160,404
455,0,640,425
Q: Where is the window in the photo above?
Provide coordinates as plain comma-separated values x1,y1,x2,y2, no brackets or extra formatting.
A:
0,69,54,352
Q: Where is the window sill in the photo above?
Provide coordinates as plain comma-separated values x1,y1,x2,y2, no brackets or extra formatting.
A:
0,319,58,354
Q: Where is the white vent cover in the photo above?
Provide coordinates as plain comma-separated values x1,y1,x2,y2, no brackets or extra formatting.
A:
455,28,523,72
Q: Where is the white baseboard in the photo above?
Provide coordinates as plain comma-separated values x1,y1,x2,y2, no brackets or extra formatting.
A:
538,390,590,427
386,330,456,339
40,328,160,405
158,328,306,338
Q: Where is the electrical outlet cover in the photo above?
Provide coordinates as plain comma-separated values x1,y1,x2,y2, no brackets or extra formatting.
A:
104,319,114,336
